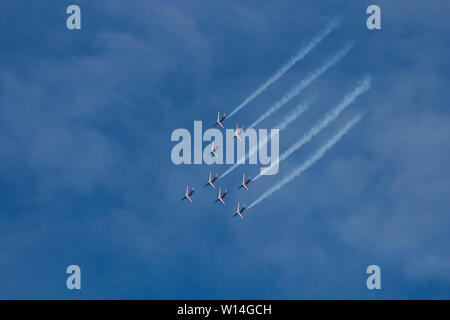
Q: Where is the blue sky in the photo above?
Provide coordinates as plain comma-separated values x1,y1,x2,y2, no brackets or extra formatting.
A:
0,0,449,299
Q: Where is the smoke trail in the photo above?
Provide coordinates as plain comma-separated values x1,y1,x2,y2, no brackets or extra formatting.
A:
254,75,371,180
277,95,316,131
228,19,340,118
248,114,362,209
247,43,354,130
220,97,314,179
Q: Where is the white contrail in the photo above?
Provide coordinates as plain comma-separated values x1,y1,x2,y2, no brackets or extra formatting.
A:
254,75,371,180
247,43,354,130
228,19,340,118
248,114,363,209
277,96,316,131
219,97,314,179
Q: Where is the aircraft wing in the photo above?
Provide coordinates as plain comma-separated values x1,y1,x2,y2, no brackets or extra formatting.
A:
235,212,244,220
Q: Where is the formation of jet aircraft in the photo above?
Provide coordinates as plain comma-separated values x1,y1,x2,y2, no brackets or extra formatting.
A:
233,202,246,220
214,112,227,129
234,124,243,141
180,112,251,220
214,187,227,205
239,173,252,191
181,186,195,202
205,172,218,189
210,141,219,158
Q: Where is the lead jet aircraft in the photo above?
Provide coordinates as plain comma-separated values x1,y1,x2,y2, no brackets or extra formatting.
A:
214,187,228,205
238,173,252,191
181,185,195,202
233,201,246,220
214,112,227,129
204,171,219,189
